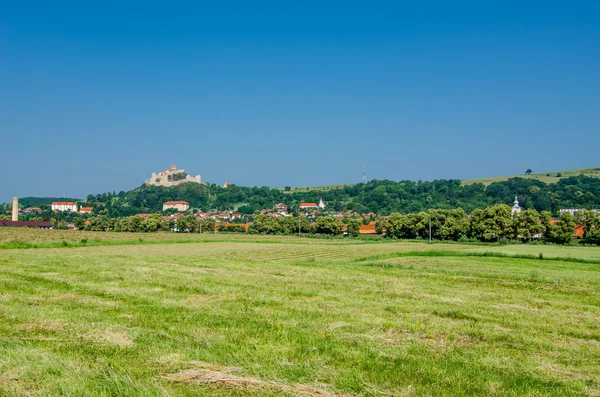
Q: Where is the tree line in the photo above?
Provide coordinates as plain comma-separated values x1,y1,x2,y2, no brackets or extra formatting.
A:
67,205,600,246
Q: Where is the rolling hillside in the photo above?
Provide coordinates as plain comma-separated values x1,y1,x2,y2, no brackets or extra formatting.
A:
462,167,600,186
279,167,600,192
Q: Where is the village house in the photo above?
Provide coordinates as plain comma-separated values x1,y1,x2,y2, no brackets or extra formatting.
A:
274,203,288,212
560,208,600,217
51,202,78,212
163,201,189,211
79,207,93,214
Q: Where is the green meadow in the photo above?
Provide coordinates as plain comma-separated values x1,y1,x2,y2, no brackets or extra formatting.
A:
1,230,599,396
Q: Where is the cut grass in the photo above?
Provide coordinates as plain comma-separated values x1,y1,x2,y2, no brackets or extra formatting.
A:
1,236,600,396
355,249,600,266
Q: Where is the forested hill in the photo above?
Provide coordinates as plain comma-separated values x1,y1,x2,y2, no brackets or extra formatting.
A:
18,197,82,207
85,175,600,217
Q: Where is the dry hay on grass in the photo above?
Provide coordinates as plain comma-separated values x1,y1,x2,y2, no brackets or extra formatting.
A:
81,329,133,347
160,361,349,396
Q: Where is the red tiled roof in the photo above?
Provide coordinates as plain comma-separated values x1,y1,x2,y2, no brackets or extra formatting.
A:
300,203,318,207
80,207,93,211
574,224,584,238
225,223,249,230
360,225,377,234
52,201,76,205
164,201,189,205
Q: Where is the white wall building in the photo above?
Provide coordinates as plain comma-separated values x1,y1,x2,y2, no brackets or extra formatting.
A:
560,208,600,217
163,201,190,211
52,202,78,212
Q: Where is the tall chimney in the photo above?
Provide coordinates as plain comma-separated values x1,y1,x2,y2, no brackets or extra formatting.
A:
12,197,18,222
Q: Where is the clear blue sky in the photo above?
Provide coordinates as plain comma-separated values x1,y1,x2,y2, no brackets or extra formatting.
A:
1,1,599,202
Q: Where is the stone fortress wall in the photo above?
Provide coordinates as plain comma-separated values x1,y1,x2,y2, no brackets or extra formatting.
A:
145,165,202,187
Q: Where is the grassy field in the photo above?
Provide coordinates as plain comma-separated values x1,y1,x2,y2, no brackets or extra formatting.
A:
273,167,600,192
1,231,600,396
462,167,600,186
277,184,353,193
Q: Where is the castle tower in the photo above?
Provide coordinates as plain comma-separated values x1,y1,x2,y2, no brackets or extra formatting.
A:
12,197,18,221
512,195,521,216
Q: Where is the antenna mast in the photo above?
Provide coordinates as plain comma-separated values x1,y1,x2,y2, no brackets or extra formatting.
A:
362,164,367,184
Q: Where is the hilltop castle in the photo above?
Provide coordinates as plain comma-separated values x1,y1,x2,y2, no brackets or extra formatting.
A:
145,165,202,187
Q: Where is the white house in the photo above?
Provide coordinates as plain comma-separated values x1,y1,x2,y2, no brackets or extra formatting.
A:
51,202,78,212
163,201,190,211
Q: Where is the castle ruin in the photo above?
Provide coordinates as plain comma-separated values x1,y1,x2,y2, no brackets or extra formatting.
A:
145,165,202,187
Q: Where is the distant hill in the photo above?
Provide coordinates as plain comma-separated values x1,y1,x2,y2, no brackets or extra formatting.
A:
7,167,600,217
18,197,82,207
462,167,600,186
281,167,600,193
278,184,352,193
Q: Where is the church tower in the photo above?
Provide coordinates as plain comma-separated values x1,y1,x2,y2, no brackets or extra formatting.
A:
318,198,326,209
512,196,521,216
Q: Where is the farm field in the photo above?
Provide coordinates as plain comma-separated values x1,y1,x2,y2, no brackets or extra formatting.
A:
1,233,600,396
461,167,600,186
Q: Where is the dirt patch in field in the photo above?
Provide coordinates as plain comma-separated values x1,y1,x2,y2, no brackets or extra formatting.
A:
160,361,347,396
185,296,211,303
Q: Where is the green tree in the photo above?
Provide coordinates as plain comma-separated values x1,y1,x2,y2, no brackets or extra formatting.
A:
200,217,216,233
428,209,470,241
470,204,512,241
511,209,544,241
248,214,281,234
73,217,85,230
84,215,110,231
128,215,143,232
176,215,197,232
579,210,600,245
540,210,552,235
143,214,163,232
548,212,576,244
383,213,404,238
314,216,343,235
346,218,362,237
276,216,297,234
525,169,532,175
